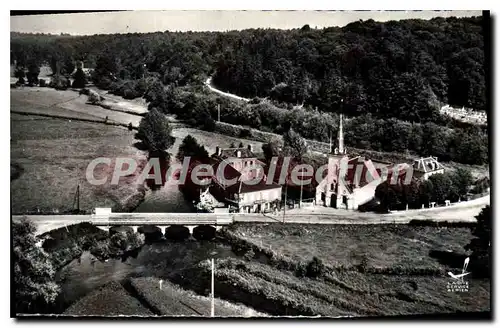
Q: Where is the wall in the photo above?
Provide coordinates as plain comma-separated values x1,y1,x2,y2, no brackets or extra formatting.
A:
241,187,282,206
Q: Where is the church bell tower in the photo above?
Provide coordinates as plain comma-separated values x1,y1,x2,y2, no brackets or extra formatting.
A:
334,113,346,155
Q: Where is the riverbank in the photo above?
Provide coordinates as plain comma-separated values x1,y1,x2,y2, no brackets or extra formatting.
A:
202,224,490,316
45,223,265,316
18,219,489,317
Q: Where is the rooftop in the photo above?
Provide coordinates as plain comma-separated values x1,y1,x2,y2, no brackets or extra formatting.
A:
413,157,444,173
213,145,256,160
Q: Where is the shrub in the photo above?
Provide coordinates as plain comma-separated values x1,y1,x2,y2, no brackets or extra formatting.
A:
203,116,216,132
244,249,255,261
295,262,308,277
465,205,491,277
358,255,369,273
13,218,60,313
72,68,87,88
49,75,70,90
89,241,111,260
109,231,145,252
306,256,324,278
239,128,251,138
87,89,103,104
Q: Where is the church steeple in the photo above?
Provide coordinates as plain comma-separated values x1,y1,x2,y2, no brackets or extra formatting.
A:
334,104,346,155
338,113,345,154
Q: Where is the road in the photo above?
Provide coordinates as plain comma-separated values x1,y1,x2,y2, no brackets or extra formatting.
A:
13,194,489,235
204,77,250,102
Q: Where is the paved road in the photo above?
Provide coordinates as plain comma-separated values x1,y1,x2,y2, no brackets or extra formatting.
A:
13,194,489,235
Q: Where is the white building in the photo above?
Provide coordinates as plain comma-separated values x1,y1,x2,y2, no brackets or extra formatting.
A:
412,156,445,180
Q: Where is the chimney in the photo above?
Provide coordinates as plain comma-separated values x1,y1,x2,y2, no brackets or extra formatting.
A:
216,146,221,156
247,144,253,152
236,150,241,158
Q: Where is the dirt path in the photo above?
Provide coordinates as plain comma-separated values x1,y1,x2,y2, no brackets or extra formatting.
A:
204,77,250,102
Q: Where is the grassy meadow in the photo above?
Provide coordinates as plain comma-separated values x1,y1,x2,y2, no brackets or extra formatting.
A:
208,223,490,317
10,112,147,213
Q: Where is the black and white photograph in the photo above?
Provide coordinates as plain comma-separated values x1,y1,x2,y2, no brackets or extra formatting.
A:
9,9,491,319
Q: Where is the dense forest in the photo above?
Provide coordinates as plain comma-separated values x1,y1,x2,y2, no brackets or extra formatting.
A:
10,16,489,164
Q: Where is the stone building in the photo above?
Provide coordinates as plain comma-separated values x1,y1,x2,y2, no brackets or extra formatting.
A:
412,157,445,181
209,144,282,213
315,114,401,210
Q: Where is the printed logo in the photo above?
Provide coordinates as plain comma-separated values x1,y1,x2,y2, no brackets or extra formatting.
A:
447,257,470,292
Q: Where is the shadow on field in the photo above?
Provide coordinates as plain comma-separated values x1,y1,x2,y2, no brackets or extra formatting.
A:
11,163,24,181
429,250,467,268
133,140,148,151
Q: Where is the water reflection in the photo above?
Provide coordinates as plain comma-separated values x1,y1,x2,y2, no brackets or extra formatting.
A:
56,240,236,310
135,150,194,213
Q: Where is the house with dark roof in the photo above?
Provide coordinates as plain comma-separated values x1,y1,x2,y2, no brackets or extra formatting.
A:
209,144,282,213
412,156,445,180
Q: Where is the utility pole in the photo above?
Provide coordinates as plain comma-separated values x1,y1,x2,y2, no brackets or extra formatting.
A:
76,184,80,213
283,177,288,223
299,169,304,208
217,104,220,122
211,258,215,317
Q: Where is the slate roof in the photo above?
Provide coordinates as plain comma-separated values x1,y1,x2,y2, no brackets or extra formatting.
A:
213,147,255,159
413,157,444,173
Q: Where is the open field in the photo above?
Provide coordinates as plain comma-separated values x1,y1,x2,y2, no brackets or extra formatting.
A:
11,87,143,126
10,87,265,214
63,281,153,316
130,277,265,317
210,224,490,317
11,112,147,214
226,223,472,269
202,258,489,317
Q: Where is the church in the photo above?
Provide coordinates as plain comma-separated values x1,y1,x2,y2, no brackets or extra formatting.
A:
315,114,399,210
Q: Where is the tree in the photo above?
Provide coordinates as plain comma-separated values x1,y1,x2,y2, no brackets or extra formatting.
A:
137,108,175,152
419,179,434,207
262,139,282,163
451,167,474,198
465,205,491,276
283,128,308,161
14,66,25,85
13,218,60,313
427,173,455,204
109,231,145,252
72,68,87,88
176,135,209,163
26,63,40,86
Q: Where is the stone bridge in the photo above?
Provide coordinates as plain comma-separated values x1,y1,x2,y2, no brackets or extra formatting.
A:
12,212,237,236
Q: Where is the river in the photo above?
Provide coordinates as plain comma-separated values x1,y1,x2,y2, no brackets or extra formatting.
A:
56,239,237,313
133,179,194,213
